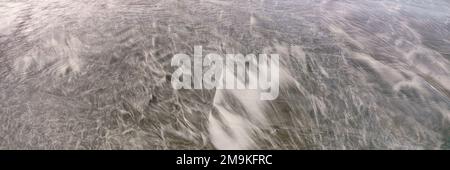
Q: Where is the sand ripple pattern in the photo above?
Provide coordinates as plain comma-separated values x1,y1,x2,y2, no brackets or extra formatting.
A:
0,0,449,149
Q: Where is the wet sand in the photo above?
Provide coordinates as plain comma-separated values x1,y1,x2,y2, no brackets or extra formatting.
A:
0,0,449,149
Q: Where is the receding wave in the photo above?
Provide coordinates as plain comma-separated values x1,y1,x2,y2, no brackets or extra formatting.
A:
0,0,449,149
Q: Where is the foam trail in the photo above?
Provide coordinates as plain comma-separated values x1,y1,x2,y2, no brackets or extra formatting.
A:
208,52,300,149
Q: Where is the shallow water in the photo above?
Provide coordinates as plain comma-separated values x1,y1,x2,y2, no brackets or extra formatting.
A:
0,0,449,149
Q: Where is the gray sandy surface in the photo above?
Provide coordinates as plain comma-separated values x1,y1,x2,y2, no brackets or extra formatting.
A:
0,0,449,149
